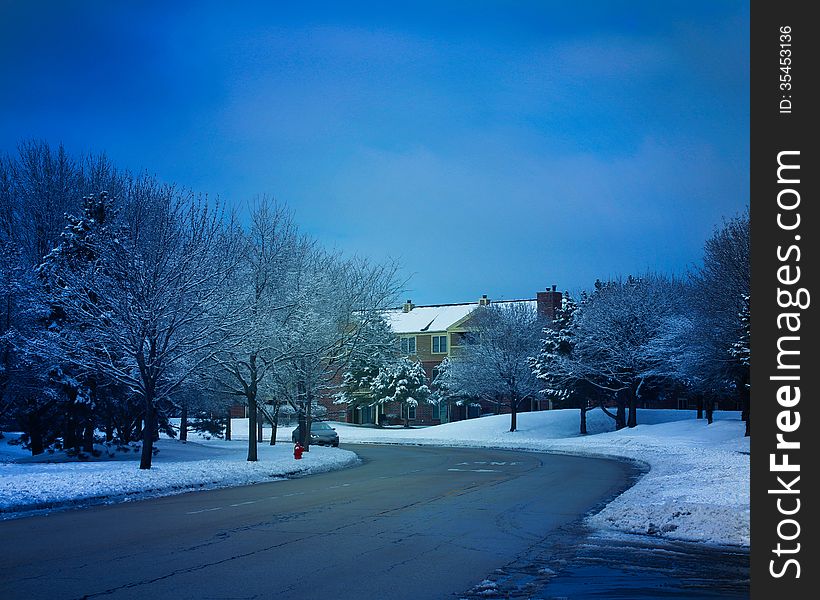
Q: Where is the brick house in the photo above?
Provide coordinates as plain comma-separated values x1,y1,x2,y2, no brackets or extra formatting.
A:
327,286,562,426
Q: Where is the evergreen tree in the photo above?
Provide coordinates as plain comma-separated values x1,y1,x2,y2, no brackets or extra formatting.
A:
371,358,430,427
530,293,591,433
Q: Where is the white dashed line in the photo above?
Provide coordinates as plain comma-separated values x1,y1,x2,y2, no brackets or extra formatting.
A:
447,468,498,473
186,506,224,515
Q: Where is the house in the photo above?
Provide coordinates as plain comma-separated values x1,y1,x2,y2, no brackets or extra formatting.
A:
327,286,562,426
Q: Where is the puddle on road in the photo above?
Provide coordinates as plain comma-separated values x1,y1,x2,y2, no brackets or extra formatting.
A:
461,527,749,599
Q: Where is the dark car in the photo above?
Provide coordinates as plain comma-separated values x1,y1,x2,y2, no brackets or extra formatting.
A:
292,421,339,447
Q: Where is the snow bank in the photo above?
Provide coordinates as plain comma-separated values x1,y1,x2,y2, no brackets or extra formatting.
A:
0,436,358,517
329,409,750,547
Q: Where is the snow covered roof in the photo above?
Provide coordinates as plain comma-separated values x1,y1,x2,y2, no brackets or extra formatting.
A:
384,299,537,334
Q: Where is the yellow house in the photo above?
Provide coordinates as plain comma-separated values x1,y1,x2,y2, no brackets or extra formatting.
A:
344,287,562,425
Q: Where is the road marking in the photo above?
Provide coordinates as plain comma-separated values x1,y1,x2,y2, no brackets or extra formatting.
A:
229,500,258,507
186,506,224,515
447,468,498,473
454,461,519,467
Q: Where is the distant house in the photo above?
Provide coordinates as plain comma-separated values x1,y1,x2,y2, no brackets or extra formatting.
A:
328,286,563,426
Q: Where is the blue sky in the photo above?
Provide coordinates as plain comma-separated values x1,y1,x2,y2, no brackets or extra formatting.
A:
0,1,749,305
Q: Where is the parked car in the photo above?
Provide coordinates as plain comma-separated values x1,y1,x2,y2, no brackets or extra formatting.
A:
292,421,339,447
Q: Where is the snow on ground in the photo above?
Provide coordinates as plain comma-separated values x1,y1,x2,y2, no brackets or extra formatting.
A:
324,409,750,547
0,433,358,518
0,409,750,549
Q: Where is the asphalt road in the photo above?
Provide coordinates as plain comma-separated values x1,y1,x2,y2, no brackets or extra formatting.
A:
1,444,635,600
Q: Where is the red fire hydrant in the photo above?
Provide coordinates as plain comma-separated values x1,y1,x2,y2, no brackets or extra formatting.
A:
293,442,304,460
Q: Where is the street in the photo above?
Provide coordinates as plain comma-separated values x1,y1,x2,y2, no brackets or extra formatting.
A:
1,445,634,600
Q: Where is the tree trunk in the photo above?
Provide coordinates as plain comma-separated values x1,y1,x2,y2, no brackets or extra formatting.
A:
579,404,587,435
297,410,307,447
105,408,114,442
745,410,750,437
509,393,518,432
82,411,94,453
696,393,704,419
225,407,232,440
626,383,640,428
304,389,313,452
180,401,188,442
705,395,714,425
65,407,78,452
139,392,156,470
615,399,626,430
247,394,258,462
257,409,263,443
269,412,278,445
27,410,45,456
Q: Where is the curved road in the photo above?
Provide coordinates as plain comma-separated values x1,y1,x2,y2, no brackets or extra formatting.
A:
1,445,635,599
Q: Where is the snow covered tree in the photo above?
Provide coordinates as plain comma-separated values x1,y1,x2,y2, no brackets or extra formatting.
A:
457,301,544,432
1,142,126,451
209,199,310,461
569,274,687,429
731,294,750,436
647,214,750,433
690,213,750,430
334,317,398,423
277,252,401,448
370,358,430,427
530,293,594,434
38,180,243,468
428,357,463,421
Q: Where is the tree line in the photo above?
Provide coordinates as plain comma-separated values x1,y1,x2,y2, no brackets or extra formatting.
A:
0,141,400,467
338,213,750,437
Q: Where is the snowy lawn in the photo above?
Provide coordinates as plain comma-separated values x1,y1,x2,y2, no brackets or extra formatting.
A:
324,409,750,547
0,433,358,518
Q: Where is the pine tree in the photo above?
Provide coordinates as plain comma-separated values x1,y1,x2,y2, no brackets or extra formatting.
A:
35,192,117,454
530,293,589,433
371,358,430,427
334,357,383,416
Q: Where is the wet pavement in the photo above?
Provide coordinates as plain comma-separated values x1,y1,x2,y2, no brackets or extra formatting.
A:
461,526,749,599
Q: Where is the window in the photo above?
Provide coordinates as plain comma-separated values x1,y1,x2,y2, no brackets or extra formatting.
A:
401,336,416,354
432,335,447,353
432,402,440,420
408,405,416,420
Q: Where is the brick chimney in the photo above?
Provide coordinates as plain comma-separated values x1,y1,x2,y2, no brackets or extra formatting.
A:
402,299,415,313
478,294,490,306
536,285,562,320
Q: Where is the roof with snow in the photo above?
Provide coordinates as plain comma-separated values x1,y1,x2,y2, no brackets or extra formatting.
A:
384,299,537,334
